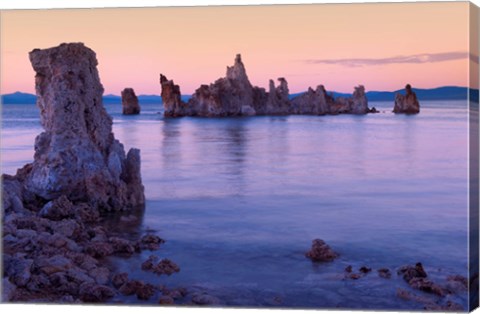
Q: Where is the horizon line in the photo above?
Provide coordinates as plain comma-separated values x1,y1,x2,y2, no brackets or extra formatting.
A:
1,85,473,97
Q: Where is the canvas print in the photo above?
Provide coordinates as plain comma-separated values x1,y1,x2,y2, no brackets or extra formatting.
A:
1,2,479,312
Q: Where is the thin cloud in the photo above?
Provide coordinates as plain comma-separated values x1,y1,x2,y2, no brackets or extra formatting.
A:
305,52,470,67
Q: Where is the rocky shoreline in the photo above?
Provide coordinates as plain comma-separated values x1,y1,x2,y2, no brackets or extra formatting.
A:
1,43,185,304
304,239,471,311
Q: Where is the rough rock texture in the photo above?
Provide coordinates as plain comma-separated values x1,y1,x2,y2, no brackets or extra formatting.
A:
23,43,144,211
160,54,375,117
397,288,464,311
191,292,221,305
305,239,338,262
1,201,171,303
393,84,420,114
265,78,291,115
397,263,445,296
160,74,190,117
141,255,180,276
121,88,140,115
291,85,331,115
350,85,369,114
189,54,256,117
0,43,179,304
378,268,392,279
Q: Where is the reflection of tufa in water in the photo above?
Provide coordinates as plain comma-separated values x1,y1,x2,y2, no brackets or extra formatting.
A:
160,54,377,117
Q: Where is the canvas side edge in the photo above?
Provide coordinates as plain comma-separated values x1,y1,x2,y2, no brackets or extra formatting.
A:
468,2,480,312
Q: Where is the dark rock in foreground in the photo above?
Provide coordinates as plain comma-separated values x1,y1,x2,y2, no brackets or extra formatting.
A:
396,288,463,311
305,239,338,262
377,268,392,279
121,88,141,115
398,263,445,296
160,54,375,117
393,84,420,114
141,255,180,276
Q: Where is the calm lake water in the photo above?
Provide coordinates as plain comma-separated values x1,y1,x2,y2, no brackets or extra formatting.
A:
0,100,471,309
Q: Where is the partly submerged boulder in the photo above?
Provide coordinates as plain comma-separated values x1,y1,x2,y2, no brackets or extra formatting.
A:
393,84,420,114
397,263,444,296
305,239,338,262
121,88,140,115
24,42,144,211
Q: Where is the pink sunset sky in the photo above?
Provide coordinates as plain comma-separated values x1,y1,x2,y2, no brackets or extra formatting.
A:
0,2,473,95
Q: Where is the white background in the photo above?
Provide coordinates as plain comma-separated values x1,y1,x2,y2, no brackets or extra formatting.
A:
1,1,479,314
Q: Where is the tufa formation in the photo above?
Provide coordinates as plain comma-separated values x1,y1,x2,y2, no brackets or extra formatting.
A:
393,84,420,114
3,43,145,212
121,88,141,115
160,54,377,117
1,43,157,304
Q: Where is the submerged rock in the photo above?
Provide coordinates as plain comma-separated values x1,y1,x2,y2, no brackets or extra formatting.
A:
305,239,338,262
378,268,392,279
139,234,165,251
393,84,420,114
159,295,175,305
396,288,463,311
191,292,221,305
445,275,468,293
121,88,140,115
359,266,372,274
398,262,427,282
25,42,144,211
398,263,444,296
141,255,180,276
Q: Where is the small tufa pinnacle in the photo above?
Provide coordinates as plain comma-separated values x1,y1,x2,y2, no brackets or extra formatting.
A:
235,54,242,64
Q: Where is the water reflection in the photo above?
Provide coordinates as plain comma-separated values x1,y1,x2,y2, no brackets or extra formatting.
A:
189,118,251,197
161,118,183,168
398,114,419,169
224,119,248,196
100,206,146,240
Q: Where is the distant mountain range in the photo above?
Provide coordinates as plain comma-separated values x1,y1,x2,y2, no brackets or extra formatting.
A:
292,86,478,102
2,86,478,104
0,92,188,105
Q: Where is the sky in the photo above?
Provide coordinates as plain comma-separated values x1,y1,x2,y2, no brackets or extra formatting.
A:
0,2,474,95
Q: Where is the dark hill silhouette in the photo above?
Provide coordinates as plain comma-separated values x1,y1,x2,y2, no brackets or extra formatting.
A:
2,86,477,104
